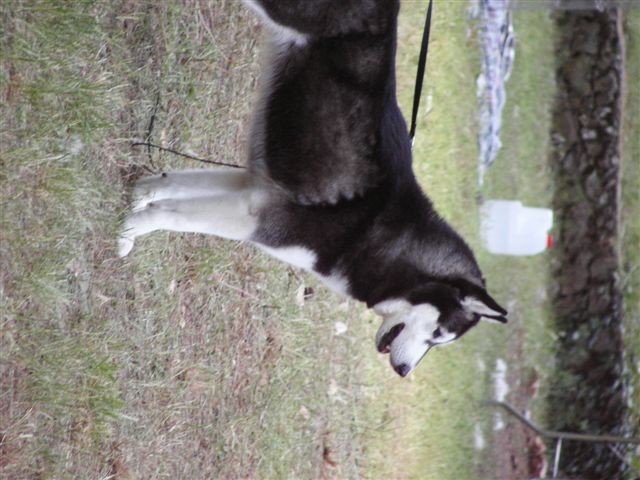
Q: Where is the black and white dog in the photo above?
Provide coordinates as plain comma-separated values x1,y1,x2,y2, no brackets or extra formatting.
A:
119,0,507,377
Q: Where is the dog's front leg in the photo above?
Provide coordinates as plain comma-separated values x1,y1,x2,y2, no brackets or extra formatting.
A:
118,191,262,257
132,168,250,211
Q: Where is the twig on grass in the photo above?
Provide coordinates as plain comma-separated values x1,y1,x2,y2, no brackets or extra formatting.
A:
144,91,162,171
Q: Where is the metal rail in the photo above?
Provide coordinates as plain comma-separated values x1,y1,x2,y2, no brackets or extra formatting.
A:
485,400,640,478
486,400,640,444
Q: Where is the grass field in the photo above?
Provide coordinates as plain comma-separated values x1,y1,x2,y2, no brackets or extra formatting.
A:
1,1,637,479
621,9,640,474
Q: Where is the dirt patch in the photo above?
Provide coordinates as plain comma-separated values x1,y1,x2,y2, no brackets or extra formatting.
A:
548,5,634,479
482,318,550,480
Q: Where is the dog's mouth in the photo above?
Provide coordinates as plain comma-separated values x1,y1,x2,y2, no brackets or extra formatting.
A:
376,322,405,354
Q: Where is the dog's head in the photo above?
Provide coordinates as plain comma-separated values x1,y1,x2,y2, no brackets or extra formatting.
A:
373,281,507,376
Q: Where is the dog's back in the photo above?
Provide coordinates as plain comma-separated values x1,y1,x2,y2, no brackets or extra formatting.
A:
120,1,508,377
245,0,486,298
246,0,405,205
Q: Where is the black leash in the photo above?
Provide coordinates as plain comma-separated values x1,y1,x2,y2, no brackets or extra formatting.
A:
131,142,245,169
409,0,434,146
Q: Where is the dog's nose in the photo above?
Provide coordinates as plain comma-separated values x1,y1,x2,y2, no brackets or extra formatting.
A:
393,363,410,377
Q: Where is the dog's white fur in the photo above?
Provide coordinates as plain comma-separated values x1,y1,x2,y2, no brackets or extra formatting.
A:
242,0,309,46
374,300,460,373
119,169,262,257
120,170,354,297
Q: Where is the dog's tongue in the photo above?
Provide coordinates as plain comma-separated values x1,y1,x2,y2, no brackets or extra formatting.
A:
376,323,405,354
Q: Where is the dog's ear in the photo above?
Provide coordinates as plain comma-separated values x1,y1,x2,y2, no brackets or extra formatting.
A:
461,288,508,323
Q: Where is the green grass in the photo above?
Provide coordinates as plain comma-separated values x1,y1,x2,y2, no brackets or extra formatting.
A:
476,5,558,397
621,9,640,473
1,1,605,479
387,4,558,478
357,2,493,477
398,1,480,234
1,2,380,477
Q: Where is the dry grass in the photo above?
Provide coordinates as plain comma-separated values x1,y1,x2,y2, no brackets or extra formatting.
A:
0,1,388,478
1,1,587,479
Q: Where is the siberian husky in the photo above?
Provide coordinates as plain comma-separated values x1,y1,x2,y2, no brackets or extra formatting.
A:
119,0,507,377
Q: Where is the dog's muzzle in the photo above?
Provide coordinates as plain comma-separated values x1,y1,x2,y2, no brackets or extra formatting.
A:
376,322,405,354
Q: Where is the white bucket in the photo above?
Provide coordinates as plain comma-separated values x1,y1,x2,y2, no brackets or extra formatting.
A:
480,200,553,256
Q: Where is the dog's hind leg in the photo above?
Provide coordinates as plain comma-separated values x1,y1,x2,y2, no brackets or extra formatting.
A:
243,0,394,37
132,168,250,211
118,190,262,257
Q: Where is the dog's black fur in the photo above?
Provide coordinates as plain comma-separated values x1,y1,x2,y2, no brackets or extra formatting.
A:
121,1,507,376
248,0,505,323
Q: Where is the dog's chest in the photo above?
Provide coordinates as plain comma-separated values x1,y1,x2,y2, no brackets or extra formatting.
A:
255,244,350,296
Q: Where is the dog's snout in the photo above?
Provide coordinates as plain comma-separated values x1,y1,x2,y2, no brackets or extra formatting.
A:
393,363,411,377
376,322,405,353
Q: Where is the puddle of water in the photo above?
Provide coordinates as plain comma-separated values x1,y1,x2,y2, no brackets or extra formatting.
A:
492,358,509,431
474,423,486,450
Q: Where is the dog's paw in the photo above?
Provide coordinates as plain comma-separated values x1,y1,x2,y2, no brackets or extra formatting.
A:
129,173,169,211
118,233,135,257
118,214,137,257
131,182,156,212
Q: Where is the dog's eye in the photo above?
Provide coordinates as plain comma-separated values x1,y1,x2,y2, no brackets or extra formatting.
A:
432,327,442,339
